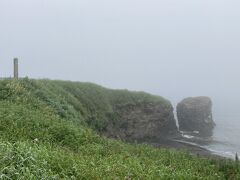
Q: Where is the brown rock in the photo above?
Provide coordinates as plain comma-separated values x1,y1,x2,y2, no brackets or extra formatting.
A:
177,96,216,137
104,102,178,142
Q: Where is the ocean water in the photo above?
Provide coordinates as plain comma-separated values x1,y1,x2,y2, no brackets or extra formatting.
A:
203,115,240,159
179,114,240,159
173,103,239,159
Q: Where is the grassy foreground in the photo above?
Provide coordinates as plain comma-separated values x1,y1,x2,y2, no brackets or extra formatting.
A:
0,78,239,179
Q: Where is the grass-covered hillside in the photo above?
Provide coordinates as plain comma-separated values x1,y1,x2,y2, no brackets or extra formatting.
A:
0,78,239,179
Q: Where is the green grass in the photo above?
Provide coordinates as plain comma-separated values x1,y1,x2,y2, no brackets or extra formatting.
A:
0,78,239,179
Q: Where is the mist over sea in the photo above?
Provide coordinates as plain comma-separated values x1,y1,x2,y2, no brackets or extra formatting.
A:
173,99,240,159
193,100,240,159
204,114,240,159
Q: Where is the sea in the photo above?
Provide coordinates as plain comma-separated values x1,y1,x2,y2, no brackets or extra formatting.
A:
204,114,240,159
179,113,240,159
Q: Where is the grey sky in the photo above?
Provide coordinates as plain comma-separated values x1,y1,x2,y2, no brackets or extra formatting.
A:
1,0,240,108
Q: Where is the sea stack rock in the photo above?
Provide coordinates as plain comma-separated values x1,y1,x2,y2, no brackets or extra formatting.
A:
177,97,215,137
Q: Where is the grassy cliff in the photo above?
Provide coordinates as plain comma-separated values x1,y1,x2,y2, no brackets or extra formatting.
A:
0,78,239,179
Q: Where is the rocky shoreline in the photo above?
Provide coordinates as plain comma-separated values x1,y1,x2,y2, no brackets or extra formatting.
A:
103,96,221,159
146,137,226,159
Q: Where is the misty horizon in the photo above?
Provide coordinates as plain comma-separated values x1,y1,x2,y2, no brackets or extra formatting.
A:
1,0,240,110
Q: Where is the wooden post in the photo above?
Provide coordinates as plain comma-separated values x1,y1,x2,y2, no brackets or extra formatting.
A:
14,58,18,79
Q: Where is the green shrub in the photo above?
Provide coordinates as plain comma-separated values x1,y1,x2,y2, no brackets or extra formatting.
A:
0,78,239,179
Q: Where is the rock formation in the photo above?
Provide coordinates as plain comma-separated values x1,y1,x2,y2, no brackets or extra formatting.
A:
104,102,178,142
177,96,215,137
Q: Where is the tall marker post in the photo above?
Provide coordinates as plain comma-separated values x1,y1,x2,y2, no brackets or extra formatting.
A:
14,58,19,79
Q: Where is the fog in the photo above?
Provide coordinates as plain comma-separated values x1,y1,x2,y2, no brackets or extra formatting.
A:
1,0,240,111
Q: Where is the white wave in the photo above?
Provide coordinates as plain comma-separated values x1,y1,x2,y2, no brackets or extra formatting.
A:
182,134,195,139
173,139,200,147
193,131,199,134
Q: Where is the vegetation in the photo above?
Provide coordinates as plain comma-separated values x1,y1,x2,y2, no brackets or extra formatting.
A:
0,78,239,179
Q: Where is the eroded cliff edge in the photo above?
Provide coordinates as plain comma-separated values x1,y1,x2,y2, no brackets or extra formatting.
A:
22,79,179,142
104,101,178,142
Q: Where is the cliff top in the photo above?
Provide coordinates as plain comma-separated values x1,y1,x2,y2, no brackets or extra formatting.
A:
0,78,238,179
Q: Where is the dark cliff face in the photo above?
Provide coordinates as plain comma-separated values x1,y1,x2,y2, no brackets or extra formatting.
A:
177,97,216,137
104,102,178,142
